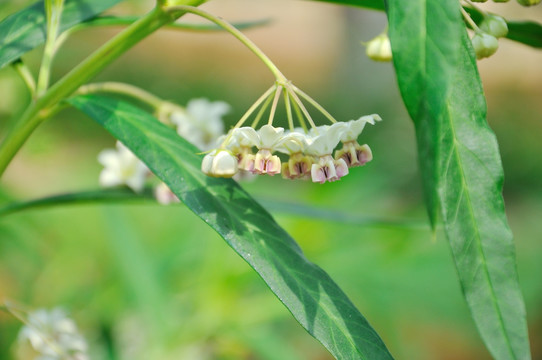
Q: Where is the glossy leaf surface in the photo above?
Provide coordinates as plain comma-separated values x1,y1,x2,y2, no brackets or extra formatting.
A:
0,0,123,69
68,94,395,360
386,0,531,359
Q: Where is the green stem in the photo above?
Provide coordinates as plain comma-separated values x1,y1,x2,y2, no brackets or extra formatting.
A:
461,6,481,32
12,60,36,97
54,16,271,53
289,93,308,133
292,85,337,124
0,5,189,178
167,5,287,83
77,82,165,110
219,85,276,148
251,90,275,128
267,85,283,125
37,0,64,96
287,88,316,130
283,90,294,131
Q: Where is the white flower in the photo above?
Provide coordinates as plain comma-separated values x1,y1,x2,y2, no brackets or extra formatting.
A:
305,122,347,156
98,141,149,192
231,125,289,175
17,308,88,360
171,98,230,151
154,182,180,205
234,125,284,150
339,114,381,142
201,149,238,178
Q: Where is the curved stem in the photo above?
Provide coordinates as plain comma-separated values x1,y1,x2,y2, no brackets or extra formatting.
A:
12,60,36,97
77,82,164,110
166,5,287,83
292,85,337,124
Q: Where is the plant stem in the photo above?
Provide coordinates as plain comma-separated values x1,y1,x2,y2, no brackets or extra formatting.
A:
287,89,316,130
267,85,283,125
166,6,287,83
37,0,64,97
251,90,275,128
461,6,481,32
289,93,308,133
292,85,337,124
12,60,36,97
77,82,165,110
0,5,196,178
284,90,294,131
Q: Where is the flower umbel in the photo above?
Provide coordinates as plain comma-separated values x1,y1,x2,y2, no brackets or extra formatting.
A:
202,82,381,183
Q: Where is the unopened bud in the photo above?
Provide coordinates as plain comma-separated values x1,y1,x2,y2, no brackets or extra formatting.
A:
201,150,238,178
365,34,392,62
480,15,508,38
517,0,541,6
472,33,499,59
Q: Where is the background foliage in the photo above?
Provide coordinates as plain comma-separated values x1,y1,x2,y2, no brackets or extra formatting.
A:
0,0,541,359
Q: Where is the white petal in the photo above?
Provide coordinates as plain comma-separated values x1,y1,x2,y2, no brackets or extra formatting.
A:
235,127,260,147
258,125,284,149
99,169,122,188
97,149,120,168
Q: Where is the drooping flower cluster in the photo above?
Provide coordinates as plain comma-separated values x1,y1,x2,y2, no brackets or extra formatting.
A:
202,114,381,183
17,308,89,360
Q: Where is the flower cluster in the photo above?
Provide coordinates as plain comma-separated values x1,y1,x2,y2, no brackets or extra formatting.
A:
17,308,89,360
202,114,381,184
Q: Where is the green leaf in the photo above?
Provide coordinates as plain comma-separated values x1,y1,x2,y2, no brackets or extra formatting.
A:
310,0,384,11
0,187,154,217
0,0,123,70
507,21,542,49
68,94,395,360
0,188,427,229
387,1,531,359
75,15,271,32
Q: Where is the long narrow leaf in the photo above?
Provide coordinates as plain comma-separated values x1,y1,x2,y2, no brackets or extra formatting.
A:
507,21,542,49
0,188,426,229
68,94,395,360
386,0,530,359
0,0,123,69
77,16,271,32
310,0,384,11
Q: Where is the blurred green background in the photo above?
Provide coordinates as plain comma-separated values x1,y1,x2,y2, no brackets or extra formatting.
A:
0,0,541,359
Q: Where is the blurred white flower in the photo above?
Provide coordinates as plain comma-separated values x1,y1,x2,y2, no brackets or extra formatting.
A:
98,141,149,192
154,182,180,205
17,308,88,360
171,98,230,151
